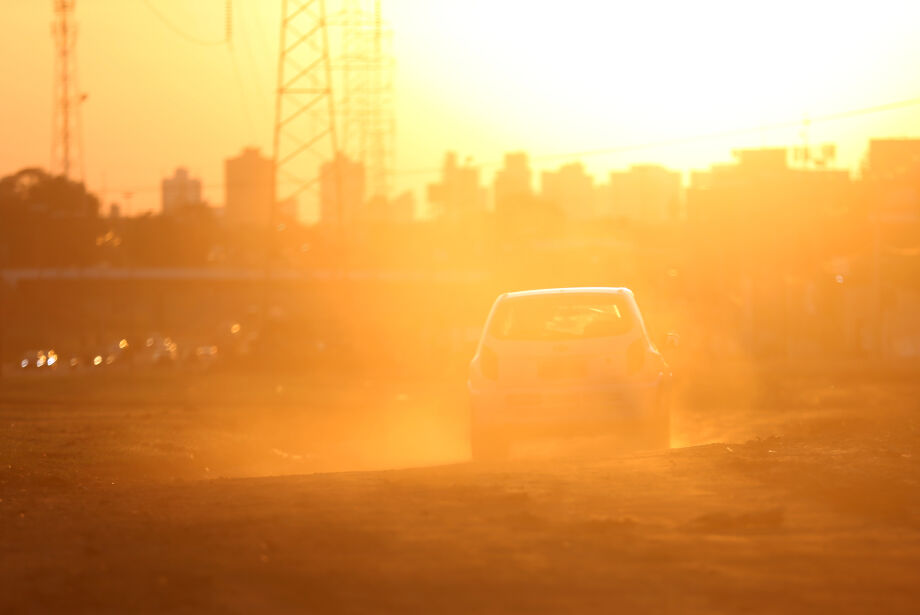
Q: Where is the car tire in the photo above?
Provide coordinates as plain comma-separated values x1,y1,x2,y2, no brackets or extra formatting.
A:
470,426,510,462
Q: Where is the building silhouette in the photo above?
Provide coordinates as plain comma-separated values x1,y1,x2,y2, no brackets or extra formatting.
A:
607,165,682,223
161,167,202,214
686,147,853,237
389,191,416,223
493,152,533,215
365,191,416,225
859,139,920,357
541,162,597,220
863,139,920,223
686,146,858,358
224,148,273,226
864,138,920,177
320,153,366,229
427,152,486,219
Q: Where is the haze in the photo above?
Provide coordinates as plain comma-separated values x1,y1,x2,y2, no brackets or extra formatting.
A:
3,0,920,217
5,1,920,612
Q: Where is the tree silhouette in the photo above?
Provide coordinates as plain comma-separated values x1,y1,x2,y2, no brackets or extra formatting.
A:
119,204,218,267
0,168,101,267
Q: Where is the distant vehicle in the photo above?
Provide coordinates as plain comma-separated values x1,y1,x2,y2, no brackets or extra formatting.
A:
182,344,219,368
139,333,178,367
19,349,59,370
468,287,673,461
82,339,131,369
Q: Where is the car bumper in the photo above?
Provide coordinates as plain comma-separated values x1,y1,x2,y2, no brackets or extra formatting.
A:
469,380,661,429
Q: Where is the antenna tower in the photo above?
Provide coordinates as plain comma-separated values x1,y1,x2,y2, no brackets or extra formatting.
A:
272,0,340,223
51,0,85,181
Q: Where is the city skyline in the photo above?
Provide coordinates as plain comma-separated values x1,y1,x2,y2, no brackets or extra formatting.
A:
144,137,918,226
3,1,920,218
6,4,920,611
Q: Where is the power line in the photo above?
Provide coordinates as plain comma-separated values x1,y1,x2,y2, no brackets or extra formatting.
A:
140,1,258,141
228,43,258,141
529,95,920,163
221,0,258,139
101,93,920,197
141,0,227,46
392,95,920,176
238,0,274,122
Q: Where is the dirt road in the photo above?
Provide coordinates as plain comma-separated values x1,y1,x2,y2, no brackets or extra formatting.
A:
2,374,920,613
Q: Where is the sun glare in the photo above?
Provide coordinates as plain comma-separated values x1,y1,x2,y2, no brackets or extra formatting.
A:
399,0,920,176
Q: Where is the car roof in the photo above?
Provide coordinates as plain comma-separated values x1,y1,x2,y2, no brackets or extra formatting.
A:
502,287,634,299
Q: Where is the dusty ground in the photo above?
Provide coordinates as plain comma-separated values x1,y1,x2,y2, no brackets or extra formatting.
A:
2,369,920,613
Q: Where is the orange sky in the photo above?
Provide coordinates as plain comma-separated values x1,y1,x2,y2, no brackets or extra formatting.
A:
3,0,920,220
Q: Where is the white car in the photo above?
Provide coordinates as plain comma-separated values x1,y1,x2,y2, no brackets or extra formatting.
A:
468,287,673,460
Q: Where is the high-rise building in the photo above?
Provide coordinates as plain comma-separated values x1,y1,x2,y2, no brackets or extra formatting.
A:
320,153,366,229
863,139,920,222
863,139,920,179
686,147,852,224
224,148,274,226
388,191,416,224
541,162,596,220
365,190,416,225
161,167,202,214
607,165,682,223
493,152,532,215
427,152,486,219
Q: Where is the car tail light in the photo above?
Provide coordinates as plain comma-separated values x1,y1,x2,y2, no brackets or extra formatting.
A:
479,346,498,380
627,339,646,374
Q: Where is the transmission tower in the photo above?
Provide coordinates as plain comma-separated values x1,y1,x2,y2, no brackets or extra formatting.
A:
333,0,395,200
272,0,340,224
51,0,85,181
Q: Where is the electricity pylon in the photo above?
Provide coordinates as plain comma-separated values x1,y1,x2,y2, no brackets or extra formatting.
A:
335,0,395,200
271,0,340,223
51,0,85,181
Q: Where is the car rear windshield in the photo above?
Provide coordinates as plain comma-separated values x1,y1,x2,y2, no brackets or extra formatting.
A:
488,293,634,341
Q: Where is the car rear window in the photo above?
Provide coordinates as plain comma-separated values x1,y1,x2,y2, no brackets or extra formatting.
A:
488,293,634,341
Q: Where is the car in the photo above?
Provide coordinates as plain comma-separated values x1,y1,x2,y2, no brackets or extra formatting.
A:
139,333,178,367
467,287,673,461
19,349,59,370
